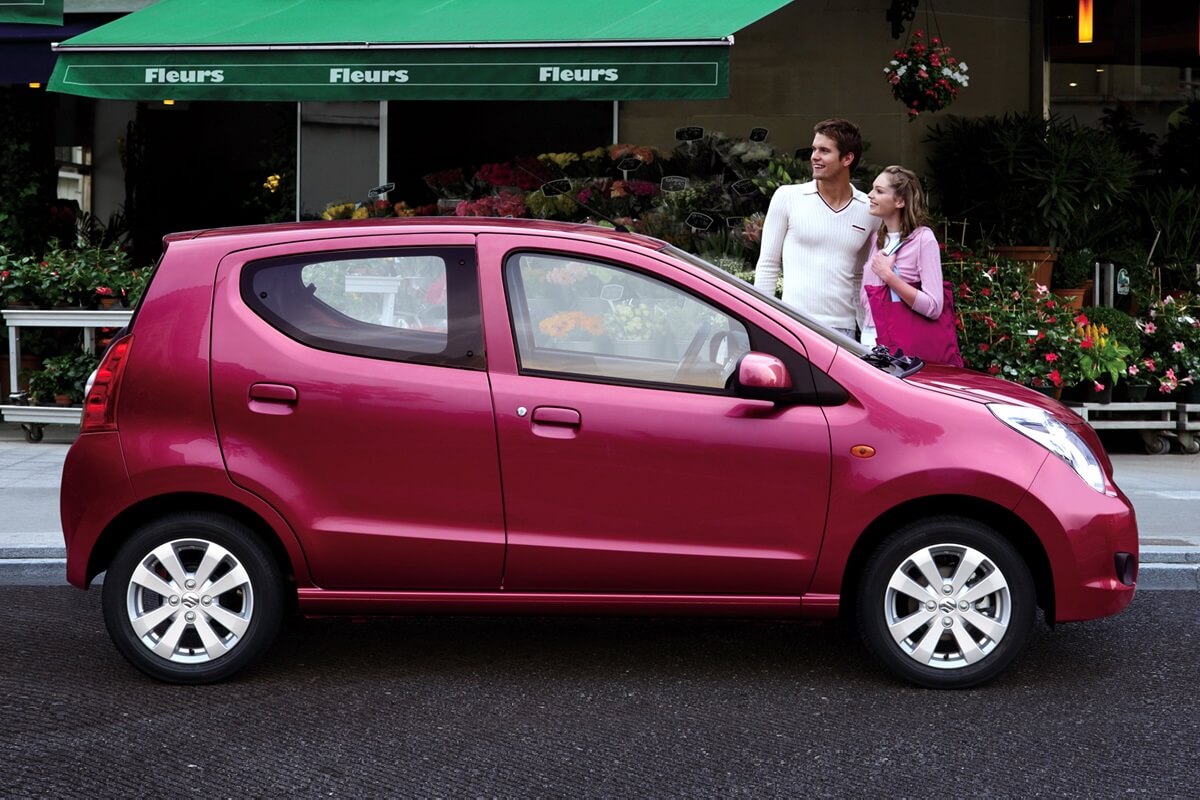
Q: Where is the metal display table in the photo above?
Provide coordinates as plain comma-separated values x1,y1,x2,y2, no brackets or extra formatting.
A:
2,308,133,441
1066,400,1200,455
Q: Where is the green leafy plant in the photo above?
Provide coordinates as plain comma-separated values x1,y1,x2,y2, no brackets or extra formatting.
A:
1075,317,1133,386
926,113,1135,253
26,351,98,404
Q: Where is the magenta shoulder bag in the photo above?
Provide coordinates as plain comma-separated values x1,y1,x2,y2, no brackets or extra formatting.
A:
865,240,963,368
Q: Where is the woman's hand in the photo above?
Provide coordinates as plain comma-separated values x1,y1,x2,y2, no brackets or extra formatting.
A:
870,251,897,281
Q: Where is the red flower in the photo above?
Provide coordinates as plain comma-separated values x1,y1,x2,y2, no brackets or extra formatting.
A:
978,343,990,352
1073,313,1089,326
1045,353,1058,362
95,286,113,296
987,365,1001,375
1080,337,1094,349
1049,370,1062,387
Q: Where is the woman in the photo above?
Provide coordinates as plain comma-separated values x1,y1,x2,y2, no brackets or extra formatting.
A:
859,165,962,366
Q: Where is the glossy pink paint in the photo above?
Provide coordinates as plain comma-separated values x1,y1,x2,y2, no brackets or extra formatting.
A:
60,218,1136,633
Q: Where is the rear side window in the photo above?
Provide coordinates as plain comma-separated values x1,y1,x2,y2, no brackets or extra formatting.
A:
242,247,483,368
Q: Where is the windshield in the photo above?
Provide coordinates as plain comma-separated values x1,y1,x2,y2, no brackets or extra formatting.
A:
663,245,924,377
664,245,869,351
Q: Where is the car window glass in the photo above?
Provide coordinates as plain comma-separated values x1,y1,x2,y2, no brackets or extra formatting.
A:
243,248,483,368
301,255,448,334
506,253,750,390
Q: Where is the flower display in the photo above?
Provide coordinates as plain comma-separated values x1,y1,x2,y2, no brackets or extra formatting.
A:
538,310,605,339
1136,294,1200,393
603,302,668,341
883,30,969,118
1075,316,1133,386
422,167,470,199
454,192,528,218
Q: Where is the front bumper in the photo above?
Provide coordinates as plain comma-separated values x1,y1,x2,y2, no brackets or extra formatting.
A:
1015,453,1138,623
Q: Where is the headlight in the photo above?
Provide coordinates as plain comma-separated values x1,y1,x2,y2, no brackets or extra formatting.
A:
989,404,1107,493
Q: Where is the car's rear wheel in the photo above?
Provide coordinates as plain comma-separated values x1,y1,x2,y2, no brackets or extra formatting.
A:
101,513,284,684
857,517,1035,689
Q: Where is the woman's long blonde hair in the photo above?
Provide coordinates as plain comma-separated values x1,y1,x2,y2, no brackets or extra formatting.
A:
875,165,930,249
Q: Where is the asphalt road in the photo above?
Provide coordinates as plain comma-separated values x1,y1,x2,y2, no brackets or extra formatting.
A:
2,588,1197,797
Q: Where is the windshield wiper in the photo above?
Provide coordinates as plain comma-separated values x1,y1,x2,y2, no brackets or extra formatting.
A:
861,345,924,377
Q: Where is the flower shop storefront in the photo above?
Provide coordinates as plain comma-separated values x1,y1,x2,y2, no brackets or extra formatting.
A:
47,0,795,221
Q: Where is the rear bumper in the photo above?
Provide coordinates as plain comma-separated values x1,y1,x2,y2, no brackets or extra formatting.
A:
60,432,134,588
1016,456,1138,623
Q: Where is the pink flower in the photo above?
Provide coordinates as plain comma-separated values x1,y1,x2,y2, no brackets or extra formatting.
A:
1173,341,1185,352
1094,382,1105,393
1144,322,1157,334
96,286,113,296
1127,365,1139,376
1143,358,1157,371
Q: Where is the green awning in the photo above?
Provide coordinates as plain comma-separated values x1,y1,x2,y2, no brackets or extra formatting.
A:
0,0,61,25
49,0,792,101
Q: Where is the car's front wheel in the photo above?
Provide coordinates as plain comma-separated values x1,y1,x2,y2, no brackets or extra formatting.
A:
101,513,284,684
857,517,1035,689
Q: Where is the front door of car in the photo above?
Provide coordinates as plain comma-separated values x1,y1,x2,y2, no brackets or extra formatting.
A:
210,235,505,590
482,239,832,595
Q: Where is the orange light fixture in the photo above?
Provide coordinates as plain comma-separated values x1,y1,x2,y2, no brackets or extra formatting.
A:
1078,0,1094,44
163,99,175,106
28,82,41,89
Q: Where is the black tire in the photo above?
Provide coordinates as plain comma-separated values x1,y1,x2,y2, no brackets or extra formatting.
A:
857,517,1035,689
101,512,285,684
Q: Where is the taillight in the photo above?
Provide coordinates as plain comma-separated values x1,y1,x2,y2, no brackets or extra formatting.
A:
81,335,133,433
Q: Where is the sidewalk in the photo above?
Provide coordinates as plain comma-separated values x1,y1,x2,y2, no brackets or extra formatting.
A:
2,422,1198,588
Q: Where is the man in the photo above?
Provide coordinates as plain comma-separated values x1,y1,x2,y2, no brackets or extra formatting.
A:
754,118,880,339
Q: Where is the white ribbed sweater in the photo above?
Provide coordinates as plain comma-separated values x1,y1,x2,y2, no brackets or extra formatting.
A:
753,182,879,330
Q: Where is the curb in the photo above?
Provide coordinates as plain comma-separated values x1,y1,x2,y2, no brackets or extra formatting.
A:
2,556,1197,590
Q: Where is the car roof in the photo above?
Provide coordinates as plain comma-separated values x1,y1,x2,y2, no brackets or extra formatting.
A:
166,217,670,253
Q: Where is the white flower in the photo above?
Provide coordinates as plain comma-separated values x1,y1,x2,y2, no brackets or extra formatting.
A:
883,67,891,74
896,66,908,77
889,60,900,66
959,62,969,71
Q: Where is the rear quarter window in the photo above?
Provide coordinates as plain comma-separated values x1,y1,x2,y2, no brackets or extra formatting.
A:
241,247,483,368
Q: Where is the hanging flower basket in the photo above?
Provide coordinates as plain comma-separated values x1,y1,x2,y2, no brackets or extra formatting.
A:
883,30,969,119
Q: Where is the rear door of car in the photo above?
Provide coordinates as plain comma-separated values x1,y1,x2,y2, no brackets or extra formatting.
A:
210,233,505,590
478,233,832,595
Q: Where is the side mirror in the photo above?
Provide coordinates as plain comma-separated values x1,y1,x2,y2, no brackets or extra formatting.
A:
732,352,793,401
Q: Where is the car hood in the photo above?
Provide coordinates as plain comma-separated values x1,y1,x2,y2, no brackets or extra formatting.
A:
904,364,1080,424
903,363,1114,474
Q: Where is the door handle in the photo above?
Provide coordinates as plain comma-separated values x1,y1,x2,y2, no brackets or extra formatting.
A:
530,406,581,439
249,383,299,403
531,406,580,426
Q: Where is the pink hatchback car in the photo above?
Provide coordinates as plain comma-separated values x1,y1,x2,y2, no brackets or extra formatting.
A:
61,218,1137,687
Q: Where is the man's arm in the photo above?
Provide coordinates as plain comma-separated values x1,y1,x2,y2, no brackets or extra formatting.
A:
754,188,789,297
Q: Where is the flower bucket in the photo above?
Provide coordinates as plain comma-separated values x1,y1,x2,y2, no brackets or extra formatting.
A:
1079,380,1113,405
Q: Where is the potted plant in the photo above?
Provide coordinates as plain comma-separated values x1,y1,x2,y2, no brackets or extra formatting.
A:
1136,293,1200,400
1075,315,1133,404
1051,249,1095,309
26,351,98,405
0,247,37,307
883,30,969,119
1083,305,1144,399
926,114,1135,286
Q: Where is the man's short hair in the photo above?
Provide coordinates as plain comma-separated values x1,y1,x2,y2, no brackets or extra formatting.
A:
813,118,863,169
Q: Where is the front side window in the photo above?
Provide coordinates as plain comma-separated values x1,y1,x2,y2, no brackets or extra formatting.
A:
505,253,750,390
243,247,482,368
